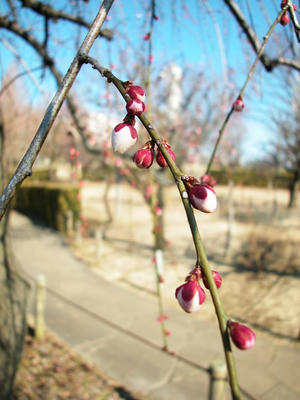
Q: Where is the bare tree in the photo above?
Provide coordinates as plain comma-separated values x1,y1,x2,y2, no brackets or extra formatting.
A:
0,2,114,398
270,81,300,208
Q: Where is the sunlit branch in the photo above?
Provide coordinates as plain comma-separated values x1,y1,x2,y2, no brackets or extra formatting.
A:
224,0,300,71
20,0,113,40
80,54,242,400
206,6,288,175
0,0,115,221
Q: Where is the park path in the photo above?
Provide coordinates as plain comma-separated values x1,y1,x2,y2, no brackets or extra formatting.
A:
8,211,300,400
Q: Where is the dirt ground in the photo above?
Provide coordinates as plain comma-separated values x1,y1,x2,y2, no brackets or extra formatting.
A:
73,181,300,341
13,332,142,400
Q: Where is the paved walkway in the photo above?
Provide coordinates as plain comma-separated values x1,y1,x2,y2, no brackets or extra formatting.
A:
8,211,300,400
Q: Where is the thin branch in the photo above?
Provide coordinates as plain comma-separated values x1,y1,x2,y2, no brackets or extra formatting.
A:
19,0,113,40
43,16,49,51
206,6,288,175
0,14,100,155
0,38,46,96
0,0,115,221
224,0,300,72
0,66,43,97
80,55,242,400
6,0,18,21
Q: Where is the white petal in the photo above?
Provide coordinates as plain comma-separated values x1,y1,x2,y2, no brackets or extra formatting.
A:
177,287,202,313
112,126,137,153
191,189,217,213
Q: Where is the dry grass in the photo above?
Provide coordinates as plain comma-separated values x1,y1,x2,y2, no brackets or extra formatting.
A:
74,181,300,340
13,331,142,400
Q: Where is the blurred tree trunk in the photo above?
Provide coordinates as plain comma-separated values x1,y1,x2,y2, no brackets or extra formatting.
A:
288,169,299,209
0,109,30,400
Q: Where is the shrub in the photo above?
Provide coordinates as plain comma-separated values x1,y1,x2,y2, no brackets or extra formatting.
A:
13,182,81,233
210,168,294,188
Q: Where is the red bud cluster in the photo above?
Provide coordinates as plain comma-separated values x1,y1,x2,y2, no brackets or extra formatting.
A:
111,84,146,154
175,266,222,313
133,139,175,169
228,321,256,350
183,176,217,213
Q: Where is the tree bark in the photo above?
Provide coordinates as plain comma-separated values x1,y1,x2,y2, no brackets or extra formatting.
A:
0,214,30,400
288,169,299,209
0,109,30,400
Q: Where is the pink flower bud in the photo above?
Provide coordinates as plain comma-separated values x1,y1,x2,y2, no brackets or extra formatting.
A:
202,270,222,289
69,147,79,160
144,33,151,40
157,315,168,323
145,185,153,200
153,15,160,21
126,85,146,103
200,174,217,187
149,55,154,63
228,321,256,350
133,147,154,169
233,97,244,112
189,183,217,213
155,206,162,216
280,14,290,26
175,280,206,313
89,136,96,146
156,148,175,168
126,98,146,116
111,122,138,154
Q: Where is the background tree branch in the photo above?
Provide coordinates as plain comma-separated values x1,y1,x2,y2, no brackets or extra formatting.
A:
0,0,115,221
224,0,300,72
20,0,113,40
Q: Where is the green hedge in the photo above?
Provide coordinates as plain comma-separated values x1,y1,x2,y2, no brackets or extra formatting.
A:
209,169,293,189
13,182,81,233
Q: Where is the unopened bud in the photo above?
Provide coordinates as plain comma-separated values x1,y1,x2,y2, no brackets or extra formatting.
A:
280,14,290,26
126,85,146,103
200,174,217,187
111,122,138,154
156,147,175,168
233,97,244,112
188,183,217,213
126,98,146,116
228,321,256,350
133,145,154,168
175,280,206,313
202,270,222,289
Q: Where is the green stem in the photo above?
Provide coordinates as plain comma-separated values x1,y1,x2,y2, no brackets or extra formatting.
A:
82,56,240,399
149,173,169,350
205,6,287,175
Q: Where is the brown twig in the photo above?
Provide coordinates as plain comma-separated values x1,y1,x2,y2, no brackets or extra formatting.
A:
81,55,242,400
19,0,113,40
0,0,115,221
224,0,300,71
205,5,289,175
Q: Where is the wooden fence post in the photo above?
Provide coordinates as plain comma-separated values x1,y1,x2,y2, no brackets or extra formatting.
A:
35,274,46,340
65,210,74,237
209,360,227,400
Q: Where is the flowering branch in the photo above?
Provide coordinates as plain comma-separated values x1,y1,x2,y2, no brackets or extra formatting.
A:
0,0,115,221
19,0,113,40
224,0,300,70
205,5,288,175
80,54,242,400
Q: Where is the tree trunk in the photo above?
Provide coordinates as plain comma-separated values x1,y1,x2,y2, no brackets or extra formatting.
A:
288,169,299,209
0,213,30,400
0,108,30,400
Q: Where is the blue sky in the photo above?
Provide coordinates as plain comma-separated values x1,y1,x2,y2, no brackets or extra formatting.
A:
0,0,297,163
